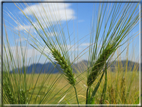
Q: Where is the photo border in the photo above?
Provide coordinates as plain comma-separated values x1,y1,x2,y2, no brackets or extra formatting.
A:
0,0,141,106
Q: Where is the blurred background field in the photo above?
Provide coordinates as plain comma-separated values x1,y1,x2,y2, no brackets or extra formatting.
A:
3,65,139,104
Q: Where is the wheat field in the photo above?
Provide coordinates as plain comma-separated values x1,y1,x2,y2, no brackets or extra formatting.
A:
3,70,139,104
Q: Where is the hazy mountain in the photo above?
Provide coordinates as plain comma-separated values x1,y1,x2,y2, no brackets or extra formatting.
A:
10,60,139,74
108,60,139,72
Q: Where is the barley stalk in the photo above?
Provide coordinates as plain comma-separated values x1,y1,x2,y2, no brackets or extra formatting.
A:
120,77,126,103
108,86,116,104
100,64,107,104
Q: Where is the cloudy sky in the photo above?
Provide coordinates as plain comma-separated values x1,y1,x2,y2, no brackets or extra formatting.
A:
2,1,140,64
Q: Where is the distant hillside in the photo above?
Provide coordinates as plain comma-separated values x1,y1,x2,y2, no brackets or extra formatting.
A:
10,62,63,74
10,60,139,74
108,60,139,72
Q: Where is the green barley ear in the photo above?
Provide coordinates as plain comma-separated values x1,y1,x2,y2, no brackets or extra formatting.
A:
51,48,80,105
51,48,76,86
87,44,113,87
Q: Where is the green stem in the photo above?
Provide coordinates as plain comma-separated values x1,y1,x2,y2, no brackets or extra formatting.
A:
86,87,89,104
73,86,80,106
100,65,107,104
86,87,90,105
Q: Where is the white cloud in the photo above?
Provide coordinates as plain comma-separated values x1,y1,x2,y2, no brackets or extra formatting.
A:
47,32,58,36
16,2,75,31
81,43,90,46
81,42,103,48
15,24,34,31
2,46,41,60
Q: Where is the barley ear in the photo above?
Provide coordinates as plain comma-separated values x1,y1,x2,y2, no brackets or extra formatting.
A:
87,45,113,87
51,48,80,105
51,48,76,86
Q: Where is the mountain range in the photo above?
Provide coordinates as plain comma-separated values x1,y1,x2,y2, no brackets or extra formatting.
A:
10,60,139,74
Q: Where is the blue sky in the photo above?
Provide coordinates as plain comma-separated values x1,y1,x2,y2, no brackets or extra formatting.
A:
2,2,140,64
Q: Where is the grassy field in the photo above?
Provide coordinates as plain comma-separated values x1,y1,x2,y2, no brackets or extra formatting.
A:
3,70,139,104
